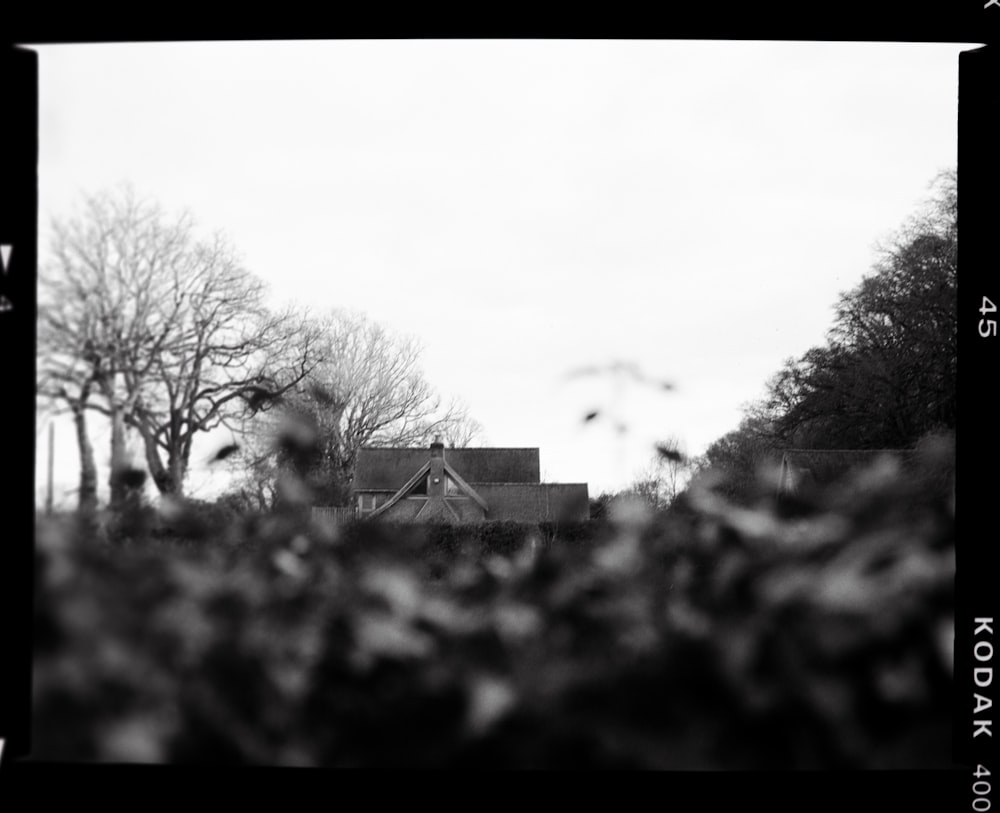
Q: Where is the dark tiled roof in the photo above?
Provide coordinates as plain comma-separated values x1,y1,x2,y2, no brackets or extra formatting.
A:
354,447,541,490
780,449,917,485
469,483,590,522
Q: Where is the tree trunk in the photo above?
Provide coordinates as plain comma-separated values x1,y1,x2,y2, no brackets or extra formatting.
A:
136,428,189,498
168,451,187,498
71,402,99,518
45,422,55,516
136,422,177,497
109,406,129,509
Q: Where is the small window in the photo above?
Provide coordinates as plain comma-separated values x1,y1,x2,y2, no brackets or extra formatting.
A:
445,474,462,496
407,476,428,496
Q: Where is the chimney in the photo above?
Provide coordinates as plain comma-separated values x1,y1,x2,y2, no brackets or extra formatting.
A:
428,438,445,496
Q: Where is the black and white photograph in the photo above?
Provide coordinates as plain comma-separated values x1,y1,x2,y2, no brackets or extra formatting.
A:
8,38,975,772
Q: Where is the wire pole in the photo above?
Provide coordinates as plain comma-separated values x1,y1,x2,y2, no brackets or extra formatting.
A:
46,421,54,516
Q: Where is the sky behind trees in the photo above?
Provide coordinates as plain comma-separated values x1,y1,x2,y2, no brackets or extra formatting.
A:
32,40,968,502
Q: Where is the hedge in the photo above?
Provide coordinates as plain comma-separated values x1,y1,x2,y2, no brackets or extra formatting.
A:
30,443,954,767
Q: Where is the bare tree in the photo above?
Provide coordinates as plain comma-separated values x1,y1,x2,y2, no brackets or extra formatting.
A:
442,415,485,448
235,310,479,506
39,188,324,501
126,254,324,497
35,369,100,516
40,190,194,507
628,436,689,511
38,208,131,514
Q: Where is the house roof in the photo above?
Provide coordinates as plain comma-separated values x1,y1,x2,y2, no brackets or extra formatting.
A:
354,447,541,490
369,458,489,518
472,483,590,522
780,449,917,485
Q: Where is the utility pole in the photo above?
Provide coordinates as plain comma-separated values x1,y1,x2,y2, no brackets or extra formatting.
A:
45,421,54,516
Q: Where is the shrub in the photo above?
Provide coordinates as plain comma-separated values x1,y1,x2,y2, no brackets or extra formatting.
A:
31,452,954,768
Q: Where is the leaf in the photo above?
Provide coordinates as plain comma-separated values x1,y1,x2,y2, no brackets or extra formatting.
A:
466,676,517,735
353,615,433,660
115,467,148,489
307,383,337,407
276,415,318,453
273,549,307,580
655,443,685,463
245,386,283,412
210,443,240,463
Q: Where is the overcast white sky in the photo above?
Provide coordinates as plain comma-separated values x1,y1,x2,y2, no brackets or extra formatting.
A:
32,40,970,505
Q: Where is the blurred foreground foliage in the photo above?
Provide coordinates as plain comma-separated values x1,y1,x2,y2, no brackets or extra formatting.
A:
32,444,954,768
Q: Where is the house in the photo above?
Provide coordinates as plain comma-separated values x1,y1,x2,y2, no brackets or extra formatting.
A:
349,441,589,523
777,448,918,496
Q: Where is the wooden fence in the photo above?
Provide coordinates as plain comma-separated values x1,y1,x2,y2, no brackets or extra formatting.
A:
311,506,356,525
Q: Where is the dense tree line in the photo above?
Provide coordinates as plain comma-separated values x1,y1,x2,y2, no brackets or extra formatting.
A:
694,171,956,501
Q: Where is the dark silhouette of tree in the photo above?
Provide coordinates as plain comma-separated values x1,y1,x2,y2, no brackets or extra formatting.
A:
691,171,957,505
764,171,956,451
692,412,781,504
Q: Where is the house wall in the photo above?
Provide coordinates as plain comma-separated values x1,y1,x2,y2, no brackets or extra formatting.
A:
355,490,394,518
378,496,486,524
380,498,424,522
443,498,487,523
